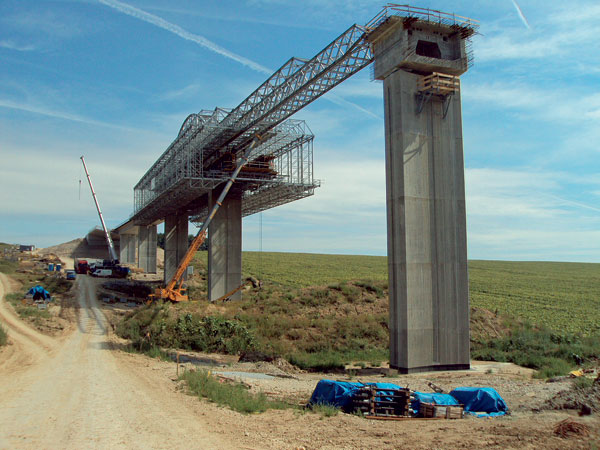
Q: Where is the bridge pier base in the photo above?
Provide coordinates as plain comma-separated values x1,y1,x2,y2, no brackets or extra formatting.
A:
164,214,189,284
138,225,157,274
208,190,242,301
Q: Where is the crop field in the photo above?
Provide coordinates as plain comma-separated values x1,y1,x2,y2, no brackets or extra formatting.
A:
192,252,600,336
193,251,388,288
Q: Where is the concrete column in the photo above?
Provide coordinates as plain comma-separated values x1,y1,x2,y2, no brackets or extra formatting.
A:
208,190,242,301
119,234,137,264
138,225,157,274
367,16,472,373
164,214,188,284
383,69,469,373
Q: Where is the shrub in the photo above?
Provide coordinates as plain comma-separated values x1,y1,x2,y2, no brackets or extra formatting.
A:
180,369,287,414
288,350,346,372
471,323,600,378
310,403,340,417
0,322,7,346
116,307,257,355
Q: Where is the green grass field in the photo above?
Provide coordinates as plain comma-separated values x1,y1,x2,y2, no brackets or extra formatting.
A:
191,252,600,336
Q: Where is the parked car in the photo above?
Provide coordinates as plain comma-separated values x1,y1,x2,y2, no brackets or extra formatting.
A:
66,270,76,280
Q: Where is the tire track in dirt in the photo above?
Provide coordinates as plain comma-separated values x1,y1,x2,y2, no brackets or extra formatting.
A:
0,275,233,449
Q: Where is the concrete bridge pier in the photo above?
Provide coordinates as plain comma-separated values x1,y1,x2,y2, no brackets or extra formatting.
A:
208,190,242,301
369,17,471,373
164,214,189,284
119,233,137,264
138,225,157,274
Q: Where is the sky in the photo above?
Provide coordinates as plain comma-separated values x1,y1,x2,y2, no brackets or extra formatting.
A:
1,0,599,262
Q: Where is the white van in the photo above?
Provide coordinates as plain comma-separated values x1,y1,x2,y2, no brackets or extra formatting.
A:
91,269,113,278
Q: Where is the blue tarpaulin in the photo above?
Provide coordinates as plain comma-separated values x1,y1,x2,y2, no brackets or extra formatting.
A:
411,392,459,415
449,387,508,417
308,380,404,412
308,380,509,418
27,285,51,300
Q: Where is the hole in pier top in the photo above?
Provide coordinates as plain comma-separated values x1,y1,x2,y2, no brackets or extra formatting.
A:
416,40,442,59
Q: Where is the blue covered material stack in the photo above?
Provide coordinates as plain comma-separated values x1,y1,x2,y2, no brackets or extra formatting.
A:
411,392,459,415
450,387,508,417
308,380,509,417
27,285,51,301
308,380,404,412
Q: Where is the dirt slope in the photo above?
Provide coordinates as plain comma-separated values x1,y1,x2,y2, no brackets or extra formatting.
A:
0,274,230,449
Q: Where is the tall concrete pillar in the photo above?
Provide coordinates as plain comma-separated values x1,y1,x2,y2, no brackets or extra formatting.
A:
138,225,157,274
208,190,242,301
164,214,188,284
368,16,472,373
119,233,137,264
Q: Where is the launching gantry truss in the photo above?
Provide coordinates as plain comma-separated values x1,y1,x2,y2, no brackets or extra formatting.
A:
131,3,478,226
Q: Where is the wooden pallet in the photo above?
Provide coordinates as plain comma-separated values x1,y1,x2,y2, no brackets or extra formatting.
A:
351,386,415,418
420,402,464,419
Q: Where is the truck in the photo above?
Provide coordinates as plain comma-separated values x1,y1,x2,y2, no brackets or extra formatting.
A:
75,259,90,274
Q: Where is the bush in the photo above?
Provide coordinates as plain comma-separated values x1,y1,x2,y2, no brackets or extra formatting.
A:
180,369,287,414
288,350,346,372
116,305,257,355
471,324,600,378
0,322,7,346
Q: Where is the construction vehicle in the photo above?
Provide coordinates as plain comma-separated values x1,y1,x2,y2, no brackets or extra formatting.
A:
80,156,130,279
74,259,89,274
150,136,262,302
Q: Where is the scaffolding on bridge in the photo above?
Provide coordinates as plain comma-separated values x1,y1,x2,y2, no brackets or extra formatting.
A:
131,3,478,226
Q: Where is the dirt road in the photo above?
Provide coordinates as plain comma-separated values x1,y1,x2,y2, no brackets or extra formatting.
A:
0,274,230,449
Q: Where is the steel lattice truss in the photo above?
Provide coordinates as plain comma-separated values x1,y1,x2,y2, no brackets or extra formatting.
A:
131,4,478,226
132,24,374,225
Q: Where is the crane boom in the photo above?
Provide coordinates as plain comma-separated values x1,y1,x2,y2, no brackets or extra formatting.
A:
80,156,119,262
154,135,263,302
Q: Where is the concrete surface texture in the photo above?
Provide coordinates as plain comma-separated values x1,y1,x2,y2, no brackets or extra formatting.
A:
208,190,243,301
372,18,470,373
164,214,189,284
119,234,136,265
138,225,157,274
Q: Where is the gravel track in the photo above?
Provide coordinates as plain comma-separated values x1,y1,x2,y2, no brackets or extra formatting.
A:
0,274,231,449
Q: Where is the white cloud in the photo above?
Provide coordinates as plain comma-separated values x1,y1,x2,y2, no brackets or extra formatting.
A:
0,40,35,51
463,82,600,125
465,167,600,262
0,148,140,218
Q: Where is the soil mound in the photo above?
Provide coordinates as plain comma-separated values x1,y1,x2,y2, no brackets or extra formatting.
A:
38,238,110,260
545,383,600,413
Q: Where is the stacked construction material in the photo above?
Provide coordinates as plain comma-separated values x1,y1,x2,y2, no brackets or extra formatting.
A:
420,402,464,419
350,386,415,418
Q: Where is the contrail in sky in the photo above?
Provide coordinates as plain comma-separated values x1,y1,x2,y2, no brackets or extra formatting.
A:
98,0,380,119
543,192,600,214
97,0,272,75
510,0,530,29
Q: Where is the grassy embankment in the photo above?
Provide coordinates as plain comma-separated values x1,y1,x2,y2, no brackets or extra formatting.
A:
116,252,600,377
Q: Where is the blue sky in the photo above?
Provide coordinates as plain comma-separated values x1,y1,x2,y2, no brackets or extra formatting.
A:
1,0,599,262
